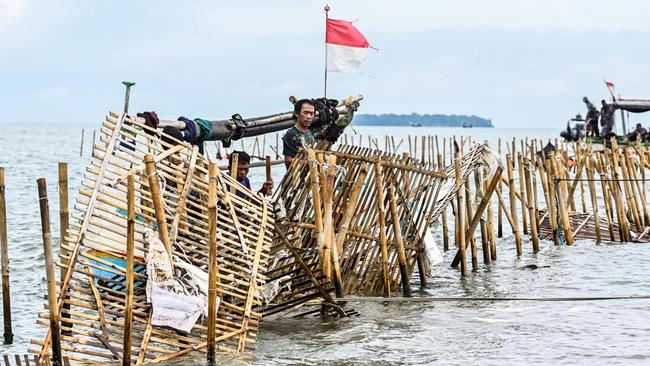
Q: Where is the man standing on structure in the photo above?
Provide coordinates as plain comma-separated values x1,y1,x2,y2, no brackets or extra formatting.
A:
600,99,617,139
583,96,600,137
282,99,316,168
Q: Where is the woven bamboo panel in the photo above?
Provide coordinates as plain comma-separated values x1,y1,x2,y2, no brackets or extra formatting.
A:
31,113,272,365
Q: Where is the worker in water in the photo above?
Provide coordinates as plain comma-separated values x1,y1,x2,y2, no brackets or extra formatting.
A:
228,151,274,197
626,123,649,142
583,97,600,138
600,100,616,139
282,99,316,168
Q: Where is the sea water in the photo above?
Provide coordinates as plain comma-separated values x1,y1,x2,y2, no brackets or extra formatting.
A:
1,122,649,365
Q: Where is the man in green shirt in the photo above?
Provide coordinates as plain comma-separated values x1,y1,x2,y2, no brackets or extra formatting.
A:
282,99,316,168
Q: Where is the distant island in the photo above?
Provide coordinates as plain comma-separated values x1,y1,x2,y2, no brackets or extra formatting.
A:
352,113,494,127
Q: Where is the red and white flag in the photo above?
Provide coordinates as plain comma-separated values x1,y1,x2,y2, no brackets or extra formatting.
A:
326,18,369,73
605,80,615,92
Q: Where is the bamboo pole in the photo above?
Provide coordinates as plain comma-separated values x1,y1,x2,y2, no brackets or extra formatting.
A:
307,150,325,260
387,185,412,297
506,155,523,255
523,159,539,252
437,154,449,251
497,138,503,237
465,178,478,271
207,164,218,364
229,153,238,195
373,160,391,297
122,175,135,366
0,168,12,344
58,162,72,333
80,129,84,157
552,155,574,246
475,170,490,265
585,156,601,243
143,154,173,265
517,153,528,234
326,155,344,294
37,178,63,366
455,154,467,276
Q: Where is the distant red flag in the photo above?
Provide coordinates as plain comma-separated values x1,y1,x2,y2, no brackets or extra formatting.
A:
605,80,615,91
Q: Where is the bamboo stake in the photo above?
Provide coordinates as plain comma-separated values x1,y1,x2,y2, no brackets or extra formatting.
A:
506,155,523,255
552,156,574,246
80,129,84,157
307,150,325,259
207,164,218,364
465,178,478,271
437,154,449,251
0,168,12,344
57,162,72,333
585,156,601,243
497,138,503,237
229,153,238,195
143,154,173,266
475,170,490,264
122,175,135,366
373,160,391,297
388,185,412,297
517,153,528,235
37,178,63,366
523,159,539,252
326,155,344,294
455,154,467,276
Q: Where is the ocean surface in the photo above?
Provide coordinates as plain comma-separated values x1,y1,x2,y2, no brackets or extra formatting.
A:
1,122,649,365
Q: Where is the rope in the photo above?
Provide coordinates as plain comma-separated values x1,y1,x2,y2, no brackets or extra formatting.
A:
554,178,650,182
338,294,650,303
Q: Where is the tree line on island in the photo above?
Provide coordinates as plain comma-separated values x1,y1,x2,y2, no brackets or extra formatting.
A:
353,113,493,127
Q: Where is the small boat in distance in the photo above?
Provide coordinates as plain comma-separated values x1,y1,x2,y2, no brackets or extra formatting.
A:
462,123,472,128
410,122,421,127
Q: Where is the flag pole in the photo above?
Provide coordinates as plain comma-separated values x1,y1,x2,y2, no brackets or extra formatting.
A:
324,4,330,98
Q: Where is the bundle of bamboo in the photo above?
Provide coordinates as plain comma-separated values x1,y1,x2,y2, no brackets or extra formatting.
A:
31,112,273,365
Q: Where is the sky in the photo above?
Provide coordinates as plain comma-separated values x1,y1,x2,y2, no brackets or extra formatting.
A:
2,0,650,128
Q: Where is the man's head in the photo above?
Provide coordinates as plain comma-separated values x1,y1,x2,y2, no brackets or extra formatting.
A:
229,151,251,181
293,99,315,131
583,96,589,103
637,123,643,130
601,99,607,106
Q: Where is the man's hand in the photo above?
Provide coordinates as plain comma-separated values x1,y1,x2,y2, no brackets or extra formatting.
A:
259,180,274,196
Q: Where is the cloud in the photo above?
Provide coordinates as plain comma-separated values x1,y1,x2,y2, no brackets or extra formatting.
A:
0,0,25,27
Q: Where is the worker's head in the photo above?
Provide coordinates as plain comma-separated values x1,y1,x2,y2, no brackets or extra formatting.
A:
293,99,315,130
637,123,643,130
229,151,251,181
583,96,589,103
601,99,607,106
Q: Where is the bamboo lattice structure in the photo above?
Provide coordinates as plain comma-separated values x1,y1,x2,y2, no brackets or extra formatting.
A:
261,141,496,312
31,112,273,365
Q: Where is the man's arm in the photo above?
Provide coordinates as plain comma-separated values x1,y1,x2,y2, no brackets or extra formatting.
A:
284,155,294,168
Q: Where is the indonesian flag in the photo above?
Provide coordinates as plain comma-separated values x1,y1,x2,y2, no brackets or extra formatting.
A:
605,80,615,91
326,18,369,73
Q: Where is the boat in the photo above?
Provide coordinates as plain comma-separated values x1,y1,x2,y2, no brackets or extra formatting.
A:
462,123,472,128
410,122,421,127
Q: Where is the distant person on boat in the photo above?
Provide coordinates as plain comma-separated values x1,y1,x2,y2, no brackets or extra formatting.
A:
626,123,649,142
600,100,616,139
583,96,600,137
282,99,316,168
228,151,274,197
560,119,586,142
